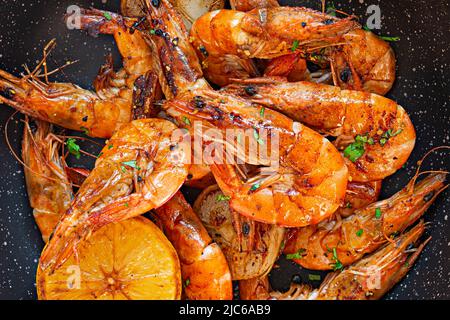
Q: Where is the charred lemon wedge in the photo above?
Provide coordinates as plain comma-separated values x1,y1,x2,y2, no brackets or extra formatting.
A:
37,216,181,300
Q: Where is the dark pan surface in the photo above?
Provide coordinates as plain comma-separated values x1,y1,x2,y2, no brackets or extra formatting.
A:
0,0,448,300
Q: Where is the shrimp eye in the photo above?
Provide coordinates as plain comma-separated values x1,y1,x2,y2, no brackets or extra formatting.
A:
242,222,250,236
323,19,335,25
199,45,209,57
151,0,160,8
244,86,257,96
340,68,351,83
1,87,16,99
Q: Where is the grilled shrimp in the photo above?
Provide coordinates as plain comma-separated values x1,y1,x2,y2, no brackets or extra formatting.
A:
194,185,284,280
39,119,189,271
22,119,73,242
0,10,158,138
245,222,429,300
188,7,357,86
164,92,349,227
225,78,415,182
146,0,349,227
284,173,446,270
154,192,233,300
190,7,357,60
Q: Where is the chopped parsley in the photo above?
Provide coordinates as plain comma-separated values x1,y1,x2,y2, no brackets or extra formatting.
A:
356,229,364,237
375,207,382,219
122,160,141,170
326,2,336,16
124,202,129,208
280,240,286,251
183,116,191,126
183,278,190,288
259,107,265,118
80,126,89,135
331,247,343,271
286,248,306,260
362,25,400,42
380,128,403,146
343,135,369,162
66,138,81,159
108,144,114,149
216,194,231,202
250,183,261,192
291,40,300,52
103,12,112,21
379,35,400,42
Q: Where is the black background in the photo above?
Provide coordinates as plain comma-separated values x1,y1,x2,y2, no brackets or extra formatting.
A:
0,0,448,300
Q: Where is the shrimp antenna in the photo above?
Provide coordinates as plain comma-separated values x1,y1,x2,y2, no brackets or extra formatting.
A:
21,39,78,87
4,114,80,187
408,146,450,192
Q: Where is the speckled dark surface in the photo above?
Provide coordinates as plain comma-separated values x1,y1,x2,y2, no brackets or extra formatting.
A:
0,0,448,300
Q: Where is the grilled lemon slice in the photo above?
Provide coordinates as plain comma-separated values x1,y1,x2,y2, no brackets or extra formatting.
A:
37,216,181,300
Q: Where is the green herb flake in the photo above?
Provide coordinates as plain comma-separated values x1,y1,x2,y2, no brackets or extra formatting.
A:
121,166,126,173
379,35,400,42
80,126,89,135
308,274,321,281
183,116,191,126
345,202,352,208
250,183,261,192
184,278,190,288
108,145,114,149
216,194,231,202
356,229,364,237
122,160,141,170
124,202,129,208
326,2,336,16
375,208,382,219
103,12,112,21
343,136,366,162
291,40,300,52
286,248,306,260
66,138,81,159
259,107,265,118
331,247,343,271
